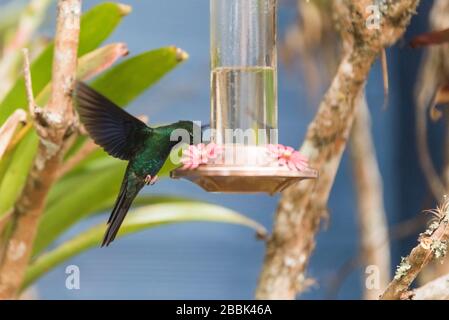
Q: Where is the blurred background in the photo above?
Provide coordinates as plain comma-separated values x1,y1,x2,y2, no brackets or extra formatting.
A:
0,0,440,299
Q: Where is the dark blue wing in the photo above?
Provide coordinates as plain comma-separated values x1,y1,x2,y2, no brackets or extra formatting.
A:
75,82,151,160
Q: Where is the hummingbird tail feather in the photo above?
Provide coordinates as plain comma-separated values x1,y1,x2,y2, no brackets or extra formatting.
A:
102,176,143,247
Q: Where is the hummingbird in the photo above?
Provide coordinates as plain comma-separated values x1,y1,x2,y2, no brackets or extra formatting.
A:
74,82,198,247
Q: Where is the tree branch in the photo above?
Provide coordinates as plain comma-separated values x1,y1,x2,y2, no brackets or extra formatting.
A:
415,0,449,200
22,49,36,116
432,0,449,280
0,0,81,299
350,93,390,300
380,198,449,300
256,0,420,300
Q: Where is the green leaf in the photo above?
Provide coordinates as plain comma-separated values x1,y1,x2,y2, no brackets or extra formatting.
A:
24,203,266,290
0,41,130,217
0,131,38,215
36,43,129,105
0,2,131,216
86,194,200,215
133,195,199,206
33,161,126,254
33,151,185,255
0,43,130,154
0,109,27,160
0,147,13,183
91,46,188,106
0,2,130,124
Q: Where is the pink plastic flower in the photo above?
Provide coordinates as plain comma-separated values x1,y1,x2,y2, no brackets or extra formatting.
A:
181,143,223,170
267,144,309,171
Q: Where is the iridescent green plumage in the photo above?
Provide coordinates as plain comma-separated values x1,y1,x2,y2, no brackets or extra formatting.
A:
75,82,196,246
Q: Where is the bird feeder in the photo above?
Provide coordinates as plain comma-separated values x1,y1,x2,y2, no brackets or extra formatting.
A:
171,0,317,193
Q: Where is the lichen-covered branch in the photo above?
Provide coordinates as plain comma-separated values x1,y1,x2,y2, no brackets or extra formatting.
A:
350,93,390,300
380,198,449,300
0,0,81,299
256,0,420,300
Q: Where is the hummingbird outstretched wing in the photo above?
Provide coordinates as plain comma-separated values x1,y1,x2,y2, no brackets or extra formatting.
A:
75,82,151,160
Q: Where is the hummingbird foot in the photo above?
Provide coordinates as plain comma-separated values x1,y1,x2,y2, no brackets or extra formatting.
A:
150,175,158,185
144,175,158,185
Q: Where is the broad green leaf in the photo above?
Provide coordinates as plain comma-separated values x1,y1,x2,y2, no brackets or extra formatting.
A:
83,194,200,215
133,195,198,206
0,109,26,160
35,132,187,247
0,148,13,183
34,153,185,254
0,3,131,217
0,2,130,123
24,203,266,289
1,43,130,152
33,161,126,254
37,43,129,105
0,40,131,217
91,46,188,106
63,147,110,173
0,131,38,215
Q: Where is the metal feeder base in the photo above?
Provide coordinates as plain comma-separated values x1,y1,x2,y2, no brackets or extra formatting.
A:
171,165,318,194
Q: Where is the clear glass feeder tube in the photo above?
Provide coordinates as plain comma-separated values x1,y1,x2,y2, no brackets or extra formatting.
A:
210,0,278,147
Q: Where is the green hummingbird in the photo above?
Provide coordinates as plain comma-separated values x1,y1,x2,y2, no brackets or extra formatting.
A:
75,82,198,247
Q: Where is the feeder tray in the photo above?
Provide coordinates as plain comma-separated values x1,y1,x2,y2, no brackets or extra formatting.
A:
171,0,317,193
171,165,317,194
172,144,317,194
